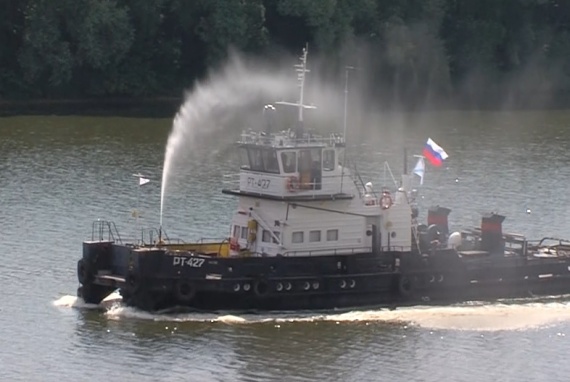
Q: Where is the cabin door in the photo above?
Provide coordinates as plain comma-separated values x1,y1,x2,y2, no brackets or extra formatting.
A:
372,224,380,255
299,149,322,190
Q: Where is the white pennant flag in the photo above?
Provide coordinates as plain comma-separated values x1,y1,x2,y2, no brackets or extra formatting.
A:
413,157,425,185
139,177,150,186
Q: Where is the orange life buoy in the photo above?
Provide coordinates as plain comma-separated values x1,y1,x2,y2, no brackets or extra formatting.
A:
380,192,393,210
286,176,299,192
229,237,240,251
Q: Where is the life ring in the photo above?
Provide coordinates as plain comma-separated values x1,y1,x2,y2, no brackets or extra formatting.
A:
229,237,240,251
175,281,196,302
77,259,94,285
398,275,413,297
286,176,299,192
380,193,393,210
254,279,270,297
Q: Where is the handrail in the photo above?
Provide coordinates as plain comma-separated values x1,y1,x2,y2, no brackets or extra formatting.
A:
90,220,122,244
281,246,372,257
238,130,345,147
380,246,412,252
535,237,570,247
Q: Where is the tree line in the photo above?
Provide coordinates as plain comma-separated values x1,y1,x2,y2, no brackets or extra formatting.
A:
2,0,570,109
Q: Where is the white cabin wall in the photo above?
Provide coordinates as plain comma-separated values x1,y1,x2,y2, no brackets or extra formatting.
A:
232,183,412,256
379,203,412,250
234,196,372,256
281,199,368,255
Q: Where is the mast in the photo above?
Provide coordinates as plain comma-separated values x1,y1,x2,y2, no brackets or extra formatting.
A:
343,66,355,140
275,43,316,136
296,44,309,124
340,65,355,193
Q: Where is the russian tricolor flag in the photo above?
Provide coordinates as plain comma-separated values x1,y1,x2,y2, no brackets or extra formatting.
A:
423,138,448,167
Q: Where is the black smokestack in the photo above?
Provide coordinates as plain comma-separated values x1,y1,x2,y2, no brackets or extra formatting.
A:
427,205,451,237
481,212,505,253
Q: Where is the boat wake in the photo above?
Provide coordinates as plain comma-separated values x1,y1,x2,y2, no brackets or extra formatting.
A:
55,293,570,331
53,292,122,310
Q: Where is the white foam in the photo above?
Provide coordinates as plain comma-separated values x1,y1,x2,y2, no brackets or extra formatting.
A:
106,300,570,331
53,291,122,310
309,300,570,331
53,295,98,309
56,289,570,331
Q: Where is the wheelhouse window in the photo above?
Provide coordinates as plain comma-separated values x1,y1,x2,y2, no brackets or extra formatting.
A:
239,148,250,169
262,230,280,243
326,229,338,241
272,231,280,244
240,227,248,240
245,147,280,173
323,149,335,171
309,230,321,242
262,149,279,173
248,147,264,171
233,225,240,238
281,151,297,173
292,231,304,243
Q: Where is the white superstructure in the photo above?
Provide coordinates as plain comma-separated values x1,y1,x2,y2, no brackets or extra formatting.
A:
222,46,413,258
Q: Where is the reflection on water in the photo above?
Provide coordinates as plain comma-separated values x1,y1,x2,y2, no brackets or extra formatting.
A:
59,295,570,382
3,112,570,381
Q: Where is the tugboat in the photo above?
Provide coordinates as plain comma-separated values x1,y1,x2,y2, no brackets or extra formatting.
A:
76,47,570,312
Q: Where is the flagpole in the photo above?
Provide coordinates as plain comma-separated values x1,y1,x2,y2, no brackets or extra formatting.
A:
133,173,150,244
412,155,425,187
133,174,141,244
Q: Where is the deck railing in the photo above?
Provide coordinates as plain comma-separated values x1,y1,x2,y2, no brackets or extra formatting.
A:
90,220,122,244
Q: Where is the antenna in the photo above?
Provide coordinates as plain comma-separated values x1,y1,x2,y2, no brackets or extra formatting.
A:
343,65,355,139
403,147,408,175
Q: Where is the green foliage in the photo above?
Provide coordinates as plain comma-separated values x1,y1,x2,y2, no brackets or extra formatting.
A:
2,0,570,107
71,0,133,70
194,0,269,65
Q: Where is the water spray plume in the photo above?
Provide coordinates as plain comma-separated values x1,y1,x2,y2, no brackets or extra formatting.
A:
159,53,296,226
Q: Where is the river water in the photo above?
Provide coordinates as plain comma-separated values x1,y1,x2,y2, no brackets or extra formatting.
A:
2,111,570,381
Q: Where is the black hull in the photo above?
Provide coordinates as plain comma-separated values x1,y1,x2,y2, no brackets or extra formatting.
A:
76,241,570,312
